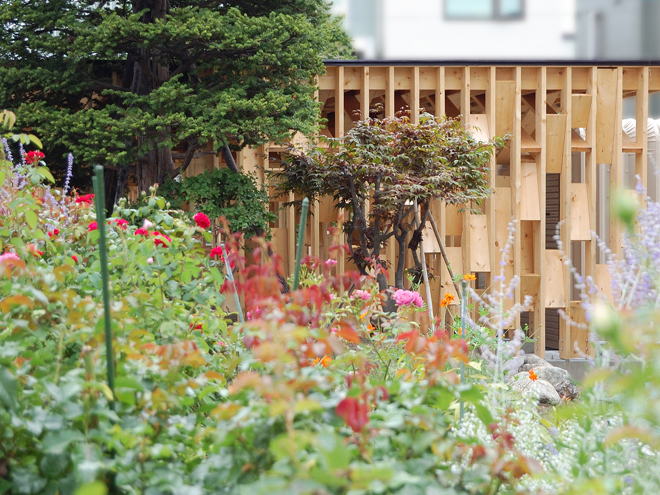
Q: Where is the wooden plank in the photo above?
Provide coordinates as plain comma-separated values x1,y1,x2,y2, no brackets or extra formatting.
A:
596,68,618,164
544,250,567,308
571,129,591,152
534,67,547,357
571,94,592,128
512,67,523,331
361,66,370,119
558,67,573,359
495,81,516,137
461,67,472,277
467,114,490,143
439,247,463,304
469,214,490,272
520,161,541,221
421,224,441,253
486,66,498,291
570,183,591,241
411,67,420,123
569,301,594,358
521,274,540,310
594,264,613,303
520,220,535,274
584,67,598,302
435,67,445,117
444,204,463,235
520,127,541,152
317,195,336,223
636,67,649,196
622,131,643,153
546,114,567,173
610,67,624,259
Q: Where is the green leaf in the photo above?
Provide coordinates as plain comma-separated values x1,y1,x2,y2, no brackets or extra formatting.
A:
75,481,108,495
42,429,85,454
25,210,38,229
28,134,43,149
37,167,55,183
0,366,18,411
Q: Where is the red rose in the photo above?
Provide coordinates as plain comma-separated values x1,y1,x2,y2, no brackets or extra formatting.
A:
48,228,60,237
71,255,78,263
193,212,211,229
75,194,95,205
24,150,45,165
210,247,235,269
153,232,172,247
110,218,129,230
88,222,98,231
134,228,149,236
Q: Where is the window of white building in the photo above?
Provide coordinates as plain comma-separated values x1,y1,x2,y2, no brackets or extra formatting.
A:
445,0,524,20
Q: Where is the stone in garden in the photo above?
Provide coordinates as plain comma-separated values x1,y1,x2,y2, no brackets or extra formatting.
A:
518,354,551,373
508,372,561,405
533,366,579,400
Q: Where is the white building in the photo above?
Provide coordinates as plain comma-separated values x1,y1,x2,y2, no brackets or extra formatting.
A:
331,0,576,60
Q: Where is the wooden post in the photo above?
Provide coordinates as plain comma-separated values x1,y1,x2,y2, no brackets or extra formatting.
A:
534,67,547,356
512,67,523,333
461,67,472,280
336,66,346,276
636,67,649,194
558,67,572,360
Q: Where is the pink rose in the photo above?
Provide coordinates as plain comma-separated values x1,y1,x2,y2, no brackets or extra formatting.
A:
393,289,423,308
352,289,371,301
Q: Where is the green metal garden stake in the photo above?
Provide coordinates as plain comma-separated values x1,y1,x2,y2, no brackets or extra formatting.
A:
91,165,116,412
220,243,244,323
292,197,309,291
459,279,467,422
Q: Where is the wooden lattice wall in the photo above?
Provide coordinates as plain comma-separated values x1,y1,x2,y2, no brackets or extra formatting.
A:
185,63,660,359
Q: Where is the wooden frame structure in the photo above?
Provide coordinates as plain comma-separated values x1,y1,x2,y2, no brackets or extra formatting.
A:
183,62,660,359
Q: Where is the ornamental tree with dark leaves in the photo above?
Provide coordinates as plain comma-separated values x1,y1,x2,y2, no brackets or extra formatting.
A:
273,112,503,299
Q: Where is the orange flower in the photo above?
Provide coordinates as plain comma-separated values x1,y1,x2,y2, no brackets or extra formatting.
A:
528,370,538,381
314,356,332,367
464,274,476,281
440,292,456,307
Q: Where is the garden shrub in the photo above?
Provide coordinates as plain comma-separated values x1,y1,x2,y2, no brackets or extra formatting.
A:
158,168,276,240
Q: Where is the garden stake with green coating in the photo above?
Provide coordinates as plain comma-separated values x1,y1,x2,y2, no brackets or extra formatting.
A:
92,166,120,495
91,165,115,412
459,279,467,422
292,197,309,291
221,243,244,323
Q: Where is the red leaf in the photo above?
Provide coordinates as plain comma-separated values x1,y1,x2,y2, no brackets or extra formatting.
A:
336,397,369,432
337,322,361,344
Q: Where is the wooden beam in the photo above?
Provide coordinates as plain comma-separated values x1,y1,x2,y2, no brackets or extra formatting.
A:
558,67,572,360
512,67,522,331
636,67,649,194
533,67,547,357
461,67,472,278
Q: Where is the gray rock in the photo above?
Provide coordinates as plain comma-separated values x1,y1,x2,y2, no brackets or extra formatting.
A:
533,366,579,400
508,372,561,405
518,354,552,373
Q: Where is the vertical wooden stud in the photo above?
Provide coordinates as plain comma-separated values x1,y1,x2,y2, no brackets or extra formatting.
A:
486,66,497,290
461,67,472,278
336,66,346,275
534,67,547,356
512,67,523,332
636,67,649,194
558,67,572,360
609,67,624,258
411,67,420,124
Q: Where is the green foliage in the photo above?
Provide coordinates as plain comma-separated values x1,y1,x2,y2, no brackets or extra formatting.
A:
0,0,352,190
158,168,277,239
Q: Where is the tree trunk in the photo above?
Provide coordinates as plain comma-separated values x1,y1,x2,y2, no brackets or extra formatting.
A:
395,230,408,289
132,0,174,193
